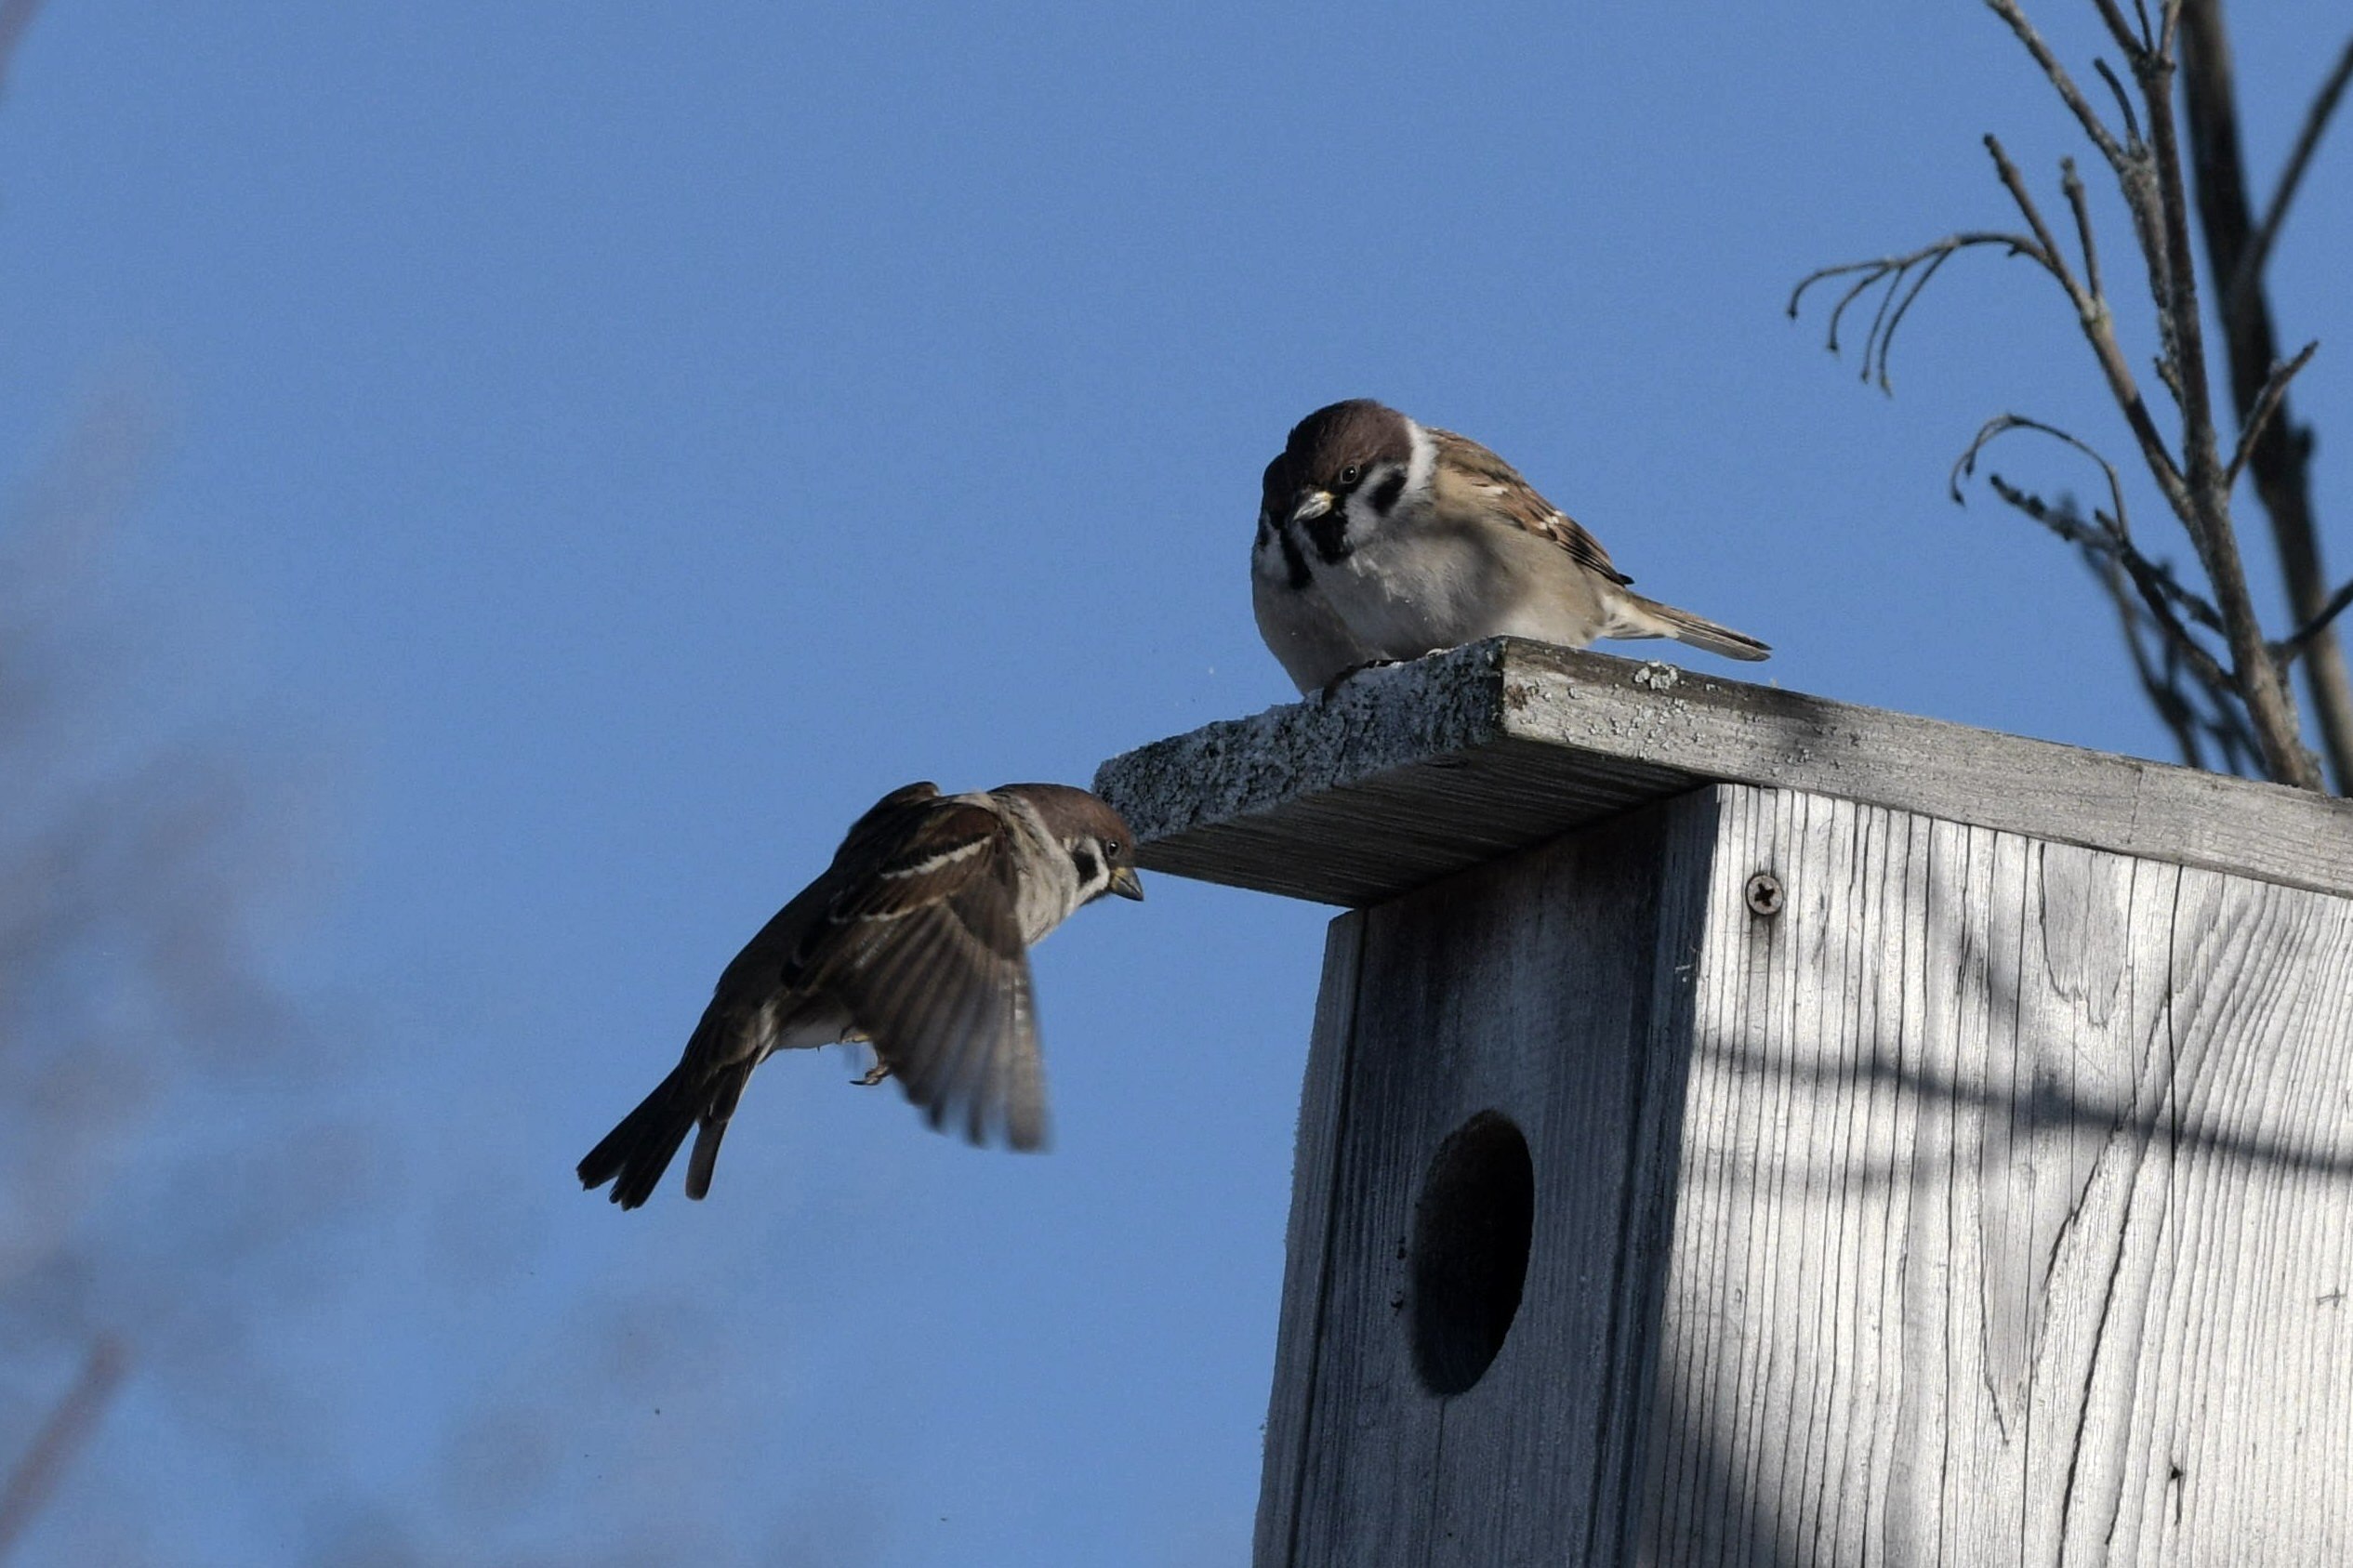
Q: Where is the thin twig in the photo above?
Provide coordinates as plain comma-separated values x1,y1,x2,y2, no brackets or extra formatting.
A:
2060,158,2104,302
1982,131,2190,505
1984,476,2253,768
2227,31,2353,314
1986,136,2079,296
2129,600,2211,769
2226,340,2319,489
1984,0,2131,170
1788,233,2044,391
2089,0,2148,60
0,1337,128,1561
2276,578,2353,666
2094,59,2145,145
1951,414,2123,512
2105,550,2209,770
1957,415,2233,681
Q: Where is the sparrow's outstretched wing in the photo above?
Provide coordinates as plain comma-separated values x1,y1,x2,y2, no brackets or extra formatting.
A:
583,782,960,1208
790,797,1047,1151
1427,426,1633,586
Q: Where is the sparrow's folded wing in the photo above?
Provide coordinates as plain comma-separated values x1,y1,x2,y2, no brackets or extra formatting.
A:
1427,427,1633,586
794,800,1048,1150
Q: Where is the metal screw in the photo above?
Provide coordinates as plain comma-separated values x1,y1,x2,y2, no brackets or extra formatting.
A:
1745,872,1785,917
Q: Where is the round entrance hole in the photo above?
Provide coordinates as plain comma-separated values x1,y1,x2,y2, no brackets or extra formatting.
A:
1408,1110,1535,1397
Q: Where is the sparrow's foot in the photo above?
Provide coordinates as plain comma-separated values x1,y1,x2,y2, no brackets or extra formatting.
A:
852,1058,892,1087
1319,659,1401,701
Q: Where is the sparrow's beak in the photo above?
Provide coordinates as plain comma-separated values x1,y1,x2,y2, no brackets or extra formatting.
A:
1289,490,1335,525
1108,865,1145,901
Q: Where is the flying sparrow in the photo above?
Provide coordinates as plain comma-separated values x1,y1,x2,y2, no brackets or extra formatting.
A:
578,780,1143,1209
1252,399,1770,693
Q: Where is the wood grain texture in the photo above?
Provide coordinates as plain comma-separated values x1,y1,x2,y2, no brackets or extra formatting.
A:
1091,639,2353,907
1255,790,1722,1566
1255,782,2353,1566
1252,909,1364,1568
1636,785,2353,1563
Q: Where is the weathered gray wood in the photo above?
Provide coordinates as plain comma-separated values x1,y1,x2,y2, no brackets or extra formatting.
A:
1253,781,2353,1567
1632,785,2353,1563
1251,910,1363,1568
1257,790,1722,1566
1091,638,2353,906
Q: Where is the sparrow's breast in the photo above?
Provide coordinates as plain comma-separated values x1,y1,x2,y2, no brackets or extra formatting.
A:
1253,557,1378,693
1325,507,1615,658
1321,516,1503,657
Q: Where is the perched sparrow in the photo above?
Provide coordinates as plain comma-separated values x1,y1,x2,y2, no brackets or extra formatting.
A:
1252,399,1770,693
578,781,1143,1209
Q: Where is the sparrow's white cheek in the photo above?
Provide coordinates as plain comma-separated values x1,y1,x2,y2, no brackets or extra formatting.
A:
1342,468,1406,537
1404,420,1437,497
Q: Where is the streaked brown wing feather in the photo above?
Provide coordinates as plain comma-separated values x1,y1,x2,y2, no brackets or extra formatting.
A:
681,781,950,1078
1427,427,1633,586
795,798,1048,1149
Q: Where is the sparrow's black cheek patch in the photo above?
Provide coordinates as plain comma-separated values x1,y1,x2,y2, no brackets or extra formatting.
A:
1368,471,1406,515
1069,847,1100,886
1279,531,1314,591
1306,510,1352,563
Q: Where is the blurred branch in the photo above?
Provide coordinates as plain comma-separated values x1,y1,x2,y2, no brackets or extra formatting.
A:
0,0,47,96
2225,31,2353,315
0,1337,127,1562
1796,0,2332,789
2132,0,2323,788
1982,475,2259,770
2225,341,2318,488
2276,578,2353,667
2179,0,2353,790
1954,415,2234,682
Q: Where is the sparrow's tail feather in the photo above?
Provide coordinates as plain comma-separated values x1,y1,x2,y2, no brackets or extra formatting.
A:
1616,593,1772,662
578,1064,702,1209
684,1063,753,1201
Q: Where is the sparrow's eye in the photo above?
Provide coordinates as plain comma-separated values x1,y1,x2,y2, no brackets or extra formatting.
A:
1338,464,1361,487
1104,838,1123,860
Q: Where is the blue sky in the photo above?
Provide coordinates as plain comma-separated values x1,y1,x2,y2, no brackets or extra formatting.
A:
2,2,2345,1562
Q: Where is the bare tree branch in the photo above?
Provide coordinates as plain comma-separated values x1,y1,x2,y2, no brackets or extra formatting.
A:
2088,0,2150,59
2276,578,2353,667
2130,10,2320,785
0,1337,127,1561
1983,476,2259,770
2226,340,2318,489
1800,0,2332,789
1985,136,2078,292
2227,31,2353,313
2179,0,2353,790
2093,58,2146,144
2060,158,2106,301
1956,416,2235,692
1788,234,2045,391
1984,0,2132,169
1983,134,2192,504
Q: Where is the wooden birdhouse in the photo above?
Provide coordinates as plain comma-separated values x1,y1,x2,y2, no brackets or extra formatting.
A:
1094,639,2353,1567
